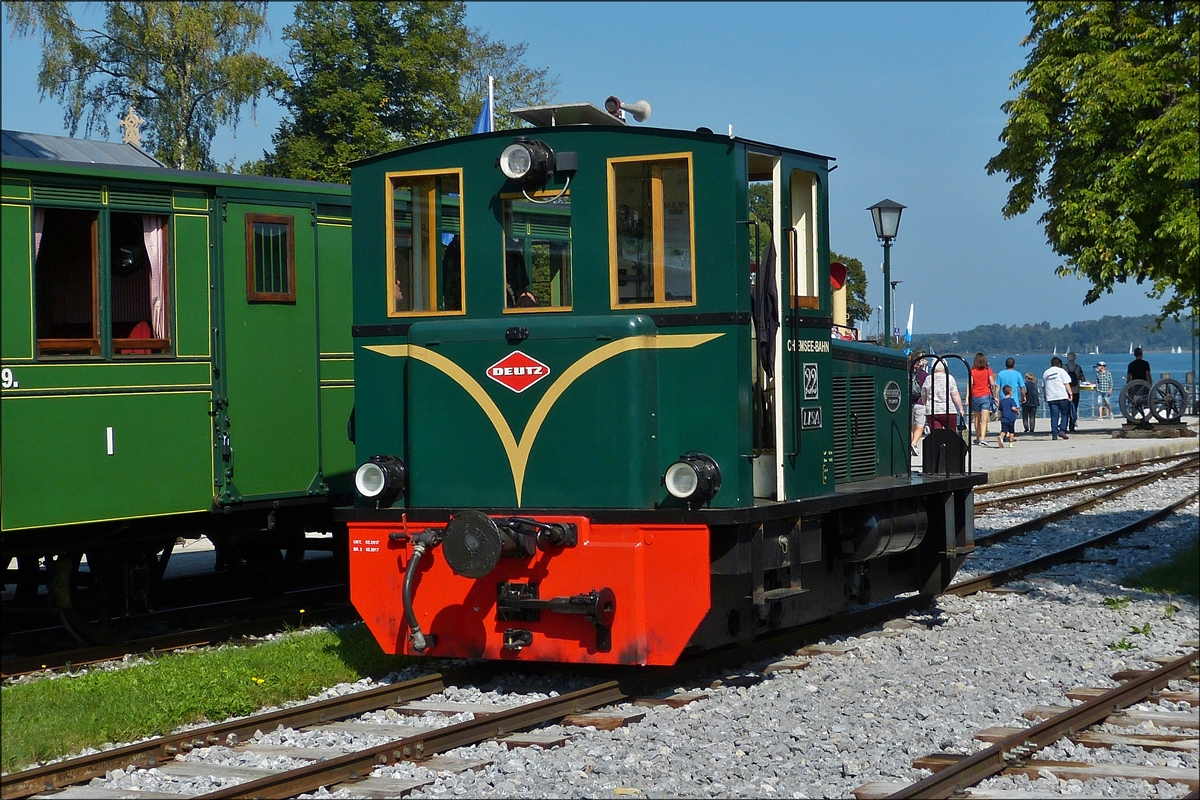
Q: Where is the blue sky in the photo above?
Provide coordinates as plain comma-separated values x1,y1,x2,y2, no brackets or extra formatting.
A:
0,1,1169,334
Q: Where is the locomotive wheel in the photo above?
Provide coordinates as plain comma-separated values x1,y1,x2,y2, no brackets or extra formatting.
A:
1149,378,1186,423
51,543,172,645
1119,379,1152,424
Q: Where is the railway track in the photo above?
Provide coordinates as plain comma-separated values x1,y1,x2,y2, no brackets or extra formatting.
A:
852,652,1200,799
7,481,1195,800
974,450,1197,495
974,453,1199,513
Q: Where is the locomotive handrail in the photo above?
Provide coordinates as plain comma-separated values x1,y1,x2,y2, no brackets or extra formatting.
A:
785,226,800,459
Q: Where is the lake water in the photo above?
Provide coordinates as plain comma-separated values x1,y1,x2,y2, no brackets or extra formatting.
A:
922,350,1198,419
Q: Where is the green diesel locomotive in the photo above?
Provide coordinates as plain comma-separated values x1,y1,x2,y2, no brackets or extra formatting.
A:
1,131,355,643
343,103,983,665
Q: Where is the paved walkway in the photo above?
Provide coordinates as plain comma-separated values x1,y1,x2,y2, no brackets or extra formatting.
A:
914,414,1199,484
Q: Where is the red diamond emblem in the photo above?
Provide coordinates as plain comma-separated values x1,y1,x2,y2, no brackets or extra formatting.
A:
486,351,551,393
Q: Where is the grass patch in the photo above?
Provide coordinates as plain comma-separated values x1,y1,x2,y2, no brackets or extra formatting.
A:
1127,540,1200,598
1,624,413,773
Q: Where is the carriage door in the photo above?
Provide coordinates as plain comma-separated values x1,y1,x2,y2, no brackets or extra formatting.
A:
217,201,321,502
747,153,785,499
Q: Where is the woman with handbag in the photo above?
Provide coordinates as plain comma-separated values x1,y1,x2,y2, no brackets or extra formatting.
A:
968,352,999,447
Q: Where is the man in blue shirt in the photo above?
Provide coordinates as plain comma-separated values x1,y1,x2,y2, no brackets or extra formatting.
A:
995,358,1025,430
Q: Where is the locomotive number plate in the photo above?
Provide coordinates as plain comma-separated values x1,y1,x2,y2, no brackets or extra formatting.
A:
800,407,823,430
803,363,819,401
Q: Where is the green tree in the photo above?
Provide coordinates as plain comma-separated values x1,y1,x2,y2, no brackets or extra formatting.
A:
6,1,276,170
461,28,557,133
262,1,469,183
986,2,1199,327
261,1,556,183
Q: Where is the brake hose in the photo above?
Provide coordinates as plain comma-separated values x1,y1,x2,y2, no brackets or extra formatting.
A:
403,529,442,652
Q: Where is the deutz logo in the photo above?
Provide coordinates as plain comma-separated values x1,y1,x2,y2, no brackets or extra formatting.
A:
486,351,551,393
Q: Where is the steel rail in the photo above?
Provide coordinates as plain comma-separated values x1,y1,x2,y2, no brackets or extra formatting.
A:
200,680,631,799
949,490,1199,596
0,664,501,800
974,465,1171,512
885,650,1200,799
974,449,1196,494
974,459,1198,546
8,490,1196,799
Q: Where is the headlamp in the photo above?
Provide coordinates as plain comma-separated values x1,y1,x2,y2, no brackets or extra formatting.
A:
663,453,721,505
355,455,407,507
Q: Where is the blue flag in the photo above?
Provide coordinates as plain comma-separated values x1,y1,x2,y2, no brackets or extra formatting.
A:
472,76,494,134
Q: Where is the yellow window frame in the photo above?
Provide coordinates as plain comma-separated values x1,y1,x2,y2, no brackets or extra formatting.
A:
607,152,697,309
385,168,464,318
500,189,574,314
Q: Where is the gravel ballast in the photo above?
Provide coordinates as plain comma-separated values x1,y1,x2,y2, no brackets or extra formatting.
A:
38,473,1200,798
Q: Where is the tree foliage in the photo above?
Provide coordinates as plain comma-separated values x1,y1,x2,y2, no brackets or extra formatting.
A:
6,1,276,170
914,313,1193,356
986,2,1199,327
260,1,556,183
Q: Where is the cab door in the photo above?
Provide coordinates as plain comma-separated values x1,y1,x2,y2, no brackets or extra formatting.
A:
217,200,321,501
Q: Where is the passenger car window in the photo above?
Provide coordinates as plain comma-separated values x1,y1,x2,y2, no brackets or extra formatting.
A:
502,193,572,311
609,154,695,308
112,212,171,354
34,208,100,355
246,213,295,303
387,170,463,315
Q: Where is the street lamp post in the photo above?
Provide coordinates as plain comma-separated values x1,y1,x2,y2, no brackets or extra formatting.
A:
867,199,906,347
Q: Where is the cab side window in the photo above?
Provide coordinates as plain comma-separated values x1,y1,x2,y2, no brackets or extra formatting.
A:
609,154,695,308
387,170,463,315
502,194,572,310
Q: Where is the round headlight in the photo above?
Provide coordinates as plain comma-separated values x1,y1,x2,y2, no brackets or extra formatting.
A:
355,455,407,505
663,453,721,505
355,461,385,498
664,461,700,499
499,143,532,180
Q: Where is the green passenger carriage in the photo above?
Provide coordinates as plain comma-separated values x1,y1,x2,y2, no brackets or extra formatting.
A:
1,131,355,643
342,102,983,665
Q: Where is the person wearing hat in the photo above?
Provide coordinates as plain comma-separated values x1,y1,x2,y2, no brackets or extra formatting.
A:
1094,361,1113,419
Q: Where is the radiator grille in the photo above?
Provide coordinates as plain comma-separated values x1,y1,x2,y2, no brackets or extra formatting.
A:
832,375,877,482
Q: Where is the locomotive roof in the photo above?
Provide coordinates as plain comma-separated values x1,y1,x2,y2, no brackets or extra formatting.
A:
350,124,835,169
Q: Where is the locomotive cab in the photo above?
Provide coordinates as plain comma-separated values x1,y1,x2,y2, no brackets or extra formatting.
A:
342,104,981,665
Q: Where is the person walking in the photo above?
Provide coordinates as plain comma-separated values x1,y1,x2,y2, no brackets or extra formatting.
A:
1043,356,1073,441
997,385,1019,448
922,359,965,432
968,353,998,447
1021,371,1040,433
1094,362,1114,420
996,357,1025,433
909,352,929,456
1064,352,1085,431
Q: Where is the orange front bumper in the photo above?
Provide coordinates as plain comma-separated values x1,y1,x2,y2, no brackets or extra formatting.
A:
348,516,711,666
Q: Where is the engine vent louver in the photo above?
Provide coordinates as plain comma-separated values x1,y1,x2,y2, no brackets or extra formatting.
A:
832,375,877,482
107,188,173,211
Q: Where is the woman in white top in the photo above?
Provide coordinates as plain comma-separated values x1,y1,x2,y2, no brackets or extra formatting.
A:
922,360,965,431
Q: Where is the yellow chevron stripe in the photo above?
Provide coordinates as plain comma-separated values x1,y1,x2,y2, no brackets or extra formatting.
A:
364,333,722,505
